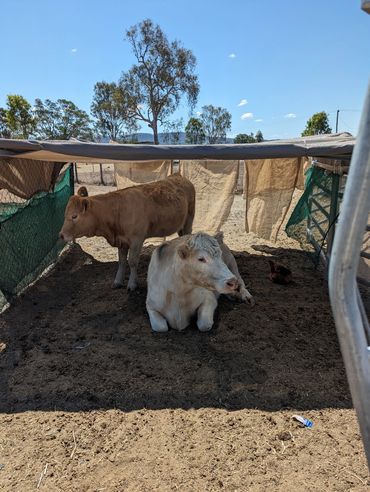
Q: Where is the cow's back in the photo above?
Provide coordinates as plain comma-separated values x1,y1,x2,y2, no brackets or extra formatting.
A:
109,174,195,240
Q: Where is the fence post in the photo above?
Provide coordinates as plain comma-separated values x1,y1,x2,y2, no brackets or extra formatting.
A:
99,163,104,185
74,163,79,184
69,163,75,193
327,173,340,258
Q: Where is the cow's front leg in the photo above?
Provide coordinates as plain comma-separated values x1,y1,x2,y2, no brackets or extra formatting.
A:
197,295,218,332
127,239,144,291
239,286,255,306
147,306,169,332
113,245,128,289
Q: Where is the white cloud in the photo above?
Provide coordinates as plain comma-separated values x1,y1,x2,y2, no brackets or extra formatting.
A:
255,118,263,122
237,99,248,107
70,48,78,53
241,112,253,120
228,53,237,59
284,113,296,119
196,111,202,116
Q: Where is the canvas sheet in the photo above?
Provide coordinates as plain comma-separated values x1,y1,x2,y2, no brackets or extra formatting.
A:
244,157,307,241
0,158,64,200
114,160,171,189
180,160,239,234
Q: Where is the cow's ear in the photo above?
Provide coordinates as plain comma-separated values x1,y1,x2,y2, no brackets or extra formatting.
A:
81,198,89,213
178,244,190,260
77,186,88,197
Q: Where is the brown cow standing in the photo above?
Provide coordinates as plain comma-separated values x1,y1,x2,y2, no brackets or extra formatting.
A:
59,173,195,291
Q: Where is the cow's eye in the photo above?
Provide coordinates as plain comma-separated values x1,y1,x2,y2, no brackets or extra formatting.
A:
198,257,206,263
72,214,78,220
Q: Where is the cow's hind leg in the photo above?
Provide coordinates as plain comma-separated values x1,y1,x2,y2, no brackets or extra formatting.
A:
178,213,194,236
147,307,169,332
127,239,144,291
113,246,128,289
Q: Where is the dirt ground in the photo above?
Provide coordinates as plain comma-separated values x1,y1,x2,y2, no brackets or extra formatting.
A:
1,184,369,491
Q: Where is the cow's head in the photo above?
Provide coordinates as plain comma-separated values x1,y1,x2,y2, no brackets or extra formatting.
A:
177,233,239,294
59,189,94,242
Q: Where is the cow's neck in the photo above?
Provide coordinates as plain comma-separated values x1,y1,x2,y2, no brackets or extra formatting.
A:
94,223,118,247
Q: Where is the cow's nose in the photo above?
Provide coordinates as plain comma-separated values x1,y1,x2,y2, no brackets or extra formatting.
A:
226,277,239,290
59,232,64,240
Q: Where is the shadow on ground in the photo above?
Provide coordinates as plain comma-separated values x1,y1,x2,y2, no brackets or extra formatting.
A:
0,243,351,413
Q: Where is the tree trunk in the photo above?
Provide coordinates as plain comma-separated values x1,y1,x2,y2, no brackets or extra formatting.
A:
152,119,159,145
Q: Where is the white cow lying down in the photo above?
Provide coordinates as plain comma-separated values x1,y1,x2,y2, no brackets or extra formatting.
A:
146,232,254,332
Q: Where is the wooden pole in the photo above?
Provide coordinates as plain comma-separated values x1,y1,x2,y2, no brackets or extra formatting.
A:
99,164,104,185
74,163,79,184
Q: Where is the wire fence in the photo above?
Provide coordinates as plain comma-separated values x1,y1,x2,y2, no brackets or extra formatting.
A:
73,163,116,186
73,160,245,193
0,166,73,310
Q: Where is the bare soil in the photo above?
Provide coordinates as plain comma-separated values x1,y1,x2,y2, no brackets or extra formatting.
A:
0,186,369,491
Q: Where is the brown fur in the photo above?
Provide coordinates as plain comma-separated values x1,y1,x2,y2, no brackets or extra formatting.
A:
60,174,195,290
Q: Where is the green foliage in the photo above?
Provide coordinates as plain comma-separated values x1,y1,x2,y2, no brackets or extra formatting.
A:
162,118,184,144
91,81,138,141
255,130,264,142
0,108,11,138
234,130,264,144
234,133,255,143
302,111,332,136
185,117,205,144
119,19,199,144
6,95,36,138
200,105,231,144
34,98,93,140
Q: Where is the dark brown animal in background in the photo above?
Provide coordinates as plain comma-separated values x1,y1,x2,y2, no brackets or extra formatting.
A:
77,186,89,197
268,260,292,285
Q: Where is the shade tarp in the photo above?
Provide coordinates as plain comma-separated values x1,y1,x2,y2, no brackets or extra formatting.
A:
180,160,238,234
0,132,355,163
114,160,171,189
0,158,65,199
244,158,308,241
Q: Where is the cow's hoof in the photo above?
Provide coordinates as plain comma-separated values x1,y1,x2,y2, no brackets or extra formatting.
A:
197,323,213,332
245,296,255,307
151,324,169,333
112,282,124,289
127,284,138,292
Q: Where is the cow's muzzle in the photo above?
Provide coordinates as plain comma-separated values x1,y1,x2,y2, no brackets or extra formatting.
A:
225,277,239,292
59,232,73,243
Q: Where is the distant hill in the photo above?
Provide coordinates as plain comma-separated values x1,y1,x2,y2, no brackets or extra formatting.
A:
98,132,234,144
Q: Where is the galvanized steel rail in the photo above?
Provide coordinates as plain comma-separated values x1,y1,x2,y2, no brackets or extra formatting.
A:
328,82,370,470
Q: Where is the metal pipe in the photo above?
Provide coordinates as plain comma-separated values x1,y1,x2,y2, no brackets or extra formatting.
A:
328,82,370,470
335,110,340,133
99,163,104,185
74,163,79,184
311,197,331,218
310,215,327,239
327,174,340,256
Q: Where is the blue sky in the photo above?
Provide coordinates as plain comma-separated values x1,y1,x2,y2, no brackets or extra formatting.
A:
1,0,369,139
